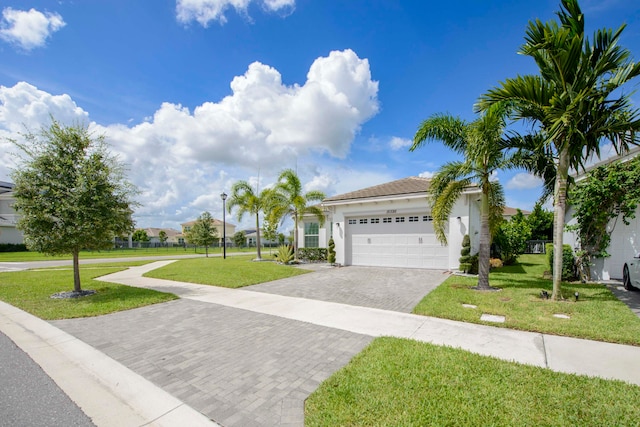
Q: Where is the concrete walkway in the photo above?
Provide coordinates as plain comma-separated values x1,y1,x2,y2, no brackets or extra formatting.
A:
3,261,640,426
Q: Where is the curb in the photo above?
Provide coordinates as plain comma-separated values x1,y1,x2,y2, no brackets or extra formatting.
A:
0,300,220,427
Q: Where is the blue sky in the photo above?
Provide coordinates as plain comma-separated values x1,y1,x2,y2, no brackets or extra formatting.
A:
1,0,639,231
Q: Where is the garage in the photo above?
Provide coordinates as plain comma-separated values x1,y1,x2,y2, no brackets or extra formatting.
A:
345,213,449,269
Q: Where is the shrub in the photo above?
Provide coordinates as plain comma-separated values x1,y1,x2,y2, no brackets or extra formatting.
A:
490,258,503,269
275,245,294,264
297,247,327,262
0,243,28,252
546,243,576,281
459,235,473,273
327,238,336,264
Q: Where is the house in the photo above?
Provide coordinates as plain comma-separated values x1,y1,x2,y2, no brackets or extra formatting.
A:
502,206,530,220
564,146,640,281
239,228,278,247
139,227,182,245
298,176,482,270
181,219,236,246
0,182,23,244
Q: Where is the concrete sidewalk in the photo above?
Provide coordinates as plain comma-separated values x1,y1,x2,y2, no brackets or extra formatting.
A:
101,261,640,385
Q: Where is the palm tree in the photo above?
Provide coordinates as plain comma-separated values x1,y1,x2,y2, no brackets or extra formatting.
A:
269,169,326,261
410,105,509,290
227,181,271,260
477,0,640,299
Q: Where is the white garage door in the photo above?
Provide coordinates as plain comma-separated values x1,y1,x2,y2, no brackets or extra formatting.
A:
346,214,448,269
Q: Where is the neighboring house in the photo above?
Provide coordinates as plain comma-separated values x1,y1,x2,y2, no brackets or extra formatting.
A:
564,146,640,281
140,227,182,245
181,219,236,246
0,182,23,244
502,207,530,221
240,229,278,247
299,176,482,270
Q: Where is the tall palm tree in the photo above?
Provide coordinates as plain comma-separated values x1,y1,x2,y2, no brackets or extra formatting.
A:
477,0,640,299
269,169,326,261
410,105,509,290
227,180,271,260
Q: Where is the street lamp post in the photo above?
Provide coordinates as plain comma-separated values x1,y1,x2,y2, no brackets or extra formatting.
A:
221,192,227,259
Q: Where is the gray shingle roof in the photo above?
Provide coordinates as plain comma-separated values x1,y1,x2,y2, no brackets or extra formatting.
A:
323,176,430,203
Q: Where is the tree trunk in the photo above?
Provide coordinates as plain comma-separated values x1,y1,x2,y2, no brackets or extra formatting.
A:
552,147,570,300
72,250,82,292
476,188,492,290
255,212,262,260
205,246,209,257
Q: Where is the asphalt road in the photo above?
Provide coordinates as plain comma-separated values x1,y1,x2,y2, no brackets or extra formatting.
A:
0,331,95,427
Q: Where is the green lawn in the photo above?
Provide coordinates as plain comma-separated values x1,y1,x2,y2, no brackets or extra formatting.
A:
143,255,309,288
306,337,640,427
413,254,640,345
0,262,177,319
0,246,256,262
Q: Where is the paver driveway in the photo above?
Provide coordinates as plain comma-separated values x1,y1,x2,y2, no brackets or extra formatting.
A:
52,264,446,426
248,264,449,312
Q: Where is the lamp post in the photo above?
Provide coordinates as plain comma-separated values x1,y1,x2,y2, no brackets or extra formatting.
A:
221,192,227,259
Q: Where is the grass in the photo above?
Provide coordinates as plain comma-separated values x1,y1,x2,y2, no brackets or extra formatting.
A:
0,261,177,320
0,246,256,262
143,255,309,288
305,337,640,427
413,254,640,345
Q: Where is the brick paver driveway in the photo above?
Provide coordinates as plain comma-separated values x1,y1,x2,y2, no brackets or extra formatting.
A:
52,264,448,426
247,264,449,313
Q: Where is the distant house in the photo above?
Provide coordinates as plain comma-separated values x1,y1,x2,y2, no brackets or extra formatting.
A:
181,218,236,246
138,227,182,245
239,228,278,247
0,182,22,244
502,207,530,221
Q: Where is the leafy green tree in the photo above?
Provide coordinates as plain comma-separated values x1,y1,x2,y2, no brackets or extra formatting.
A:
11,119,137,293
132,229,149,243
262,219,278,253
494,210,532,265
477,0,640,299
185,211,218,257
158,230,168,246
410,105,510,290
233,230,246,248
227,181,273,260
527,203,553,241
269,169,326,261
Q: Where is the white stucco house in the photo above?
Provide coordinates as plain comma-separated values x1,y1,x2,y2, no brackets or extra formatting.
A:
564,146,640,281
298,176,482,270
0,182,23,245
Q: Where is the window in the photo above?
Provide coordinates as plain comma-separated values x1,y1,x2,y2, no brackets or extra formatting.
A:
423,215,433,222
348,219,357,225
304,222,319,248
383,217,392,223
395,217,405,223
359,218,368,224
409,216,419,222
371,218,380,224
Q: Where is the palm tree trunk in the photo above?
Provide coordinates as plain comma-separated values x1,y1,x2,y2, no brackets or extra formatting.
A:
476,190,492,290
552,146,570,300
72,250,82,292
293,213,299,262
255,212,262,260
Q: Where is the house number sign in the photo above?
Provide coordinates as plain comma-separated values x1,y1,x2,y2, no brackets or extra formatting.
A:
386,209,397,214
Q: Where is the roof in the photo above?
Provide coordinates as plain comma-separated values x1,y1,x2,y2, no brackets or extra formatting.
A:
181,219,235,227
323,177,431,203
503,207,531,217
141,227,181,238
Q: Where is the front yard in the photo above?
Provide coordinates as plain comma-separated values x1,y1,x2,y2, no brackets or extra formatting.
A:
414,254,640,345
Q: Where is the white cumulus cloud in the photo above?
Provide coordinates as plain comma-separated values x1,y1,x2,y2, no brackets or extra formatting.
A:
176,0,294,26
0,49,378,229
418,171,434,178
389,136,412,151
0,8,65,51
506,172,543,190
